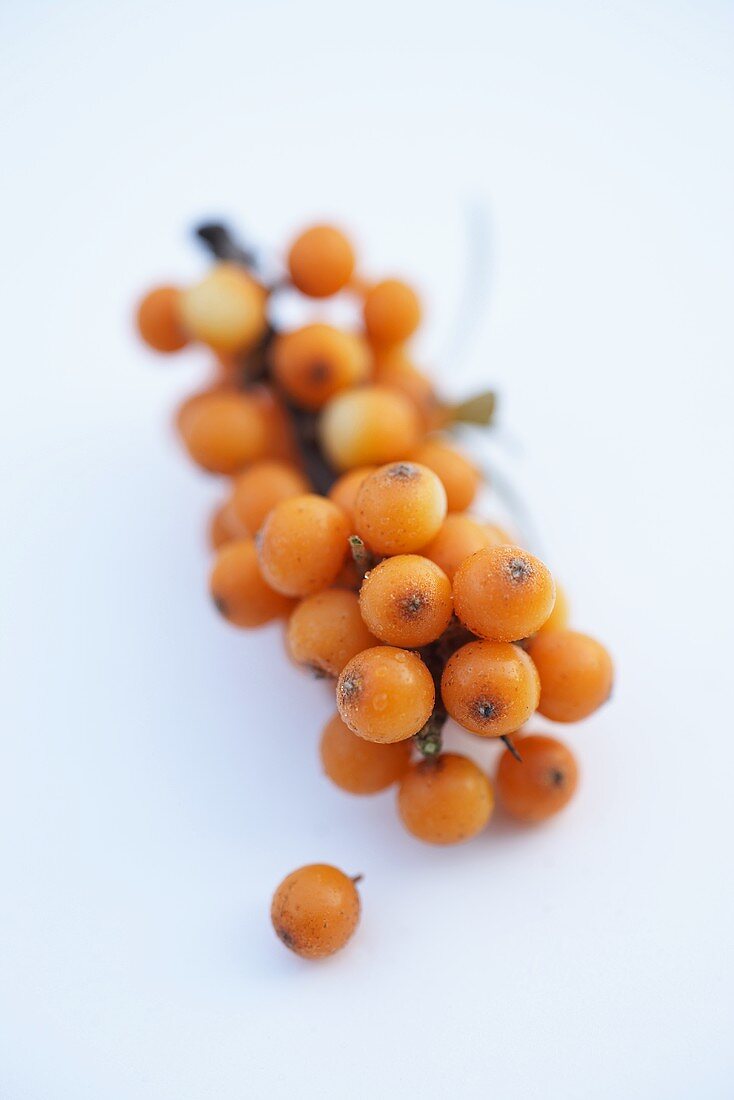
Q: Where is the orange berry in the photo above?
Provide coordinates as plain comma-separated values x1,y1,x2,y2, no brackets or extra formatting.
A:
209,539,293,627
179,264,268,353
319,386,422,471
337,646,435,744
373,347,443,429
230,460,309,536
271,864,360,959
453,545,556,642
483,522,517,547
537,581,569,633
441,640,540,737
258,494,350,597
410,438,480,512
327,466,376,527
320,712,412,794
363,279,421,346
525,630,613,723
271,323,370,410
177,390,267,474
420,514,491,582
496,734,578,822
209,500,240,550
287,225,356,298
397,753,494,844
287,589,377,677
359,555,452,648
136,286,188,353
250,385,301,465
354,462,447,555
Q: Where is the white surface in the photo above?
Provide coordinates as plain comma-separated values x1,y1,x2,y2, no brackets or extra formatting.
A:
1,2,733,1097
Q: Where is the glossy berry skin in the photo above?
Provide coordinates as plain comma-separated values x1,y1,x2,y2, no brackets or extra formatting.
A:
327,466,376,527
526,630,613,723
363,279,421,346
320,713,412,794
410,438,480,513
272,324,371,410
209,539,293,627
441,640,540,737
359,555,452,648
179,264,268,353
230,461,309,536
136,286,188,352
178,391,267,474
354,462,447,556
287,589,377,677
397,753,494,844
537,582,569,633
287,225,356,298
496,734,578,822
337,646,435,744
271,864,360,960
319,386,421,471
421,514,491,582
453,545,556,642
258,494,350,598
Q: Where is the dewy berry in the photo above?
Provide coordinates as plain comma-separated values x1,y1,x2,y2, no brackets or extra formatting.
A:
137,219,614,957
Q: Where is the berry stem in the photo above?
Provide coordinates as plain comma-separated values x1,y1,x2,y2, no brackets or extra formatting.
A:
286,404,338,495
195,222,259,269
348,535,375,579
501,734,523,762
415,705,447,758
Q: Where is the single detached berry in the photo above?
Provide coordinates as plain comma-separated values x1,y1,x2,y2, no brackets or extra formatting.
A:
271,864,360,959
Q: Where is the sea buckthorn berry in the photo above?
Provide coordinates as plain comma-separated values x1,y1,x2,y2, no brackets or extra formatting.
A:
337,646,435,744
272,324,371,410
287,225,356,298
178,390,267,474
271,864,360,960
230,461,309,536
363,279,421,346
319,386,421,470
496,734,578,822
287,589,377,677
250,385,301,464
397,753,494,844
441,640,540,737
209,500,241,550
209,539,293,627
327,466,376,527
354,462,447,556
421,514,491,582
373,347,443,429
359,555,452,648
320,713,412,794
453,545,556,642
410,438,480,512
258,494,350,598
136,286,188,353
179,263,268,353
483,522,516,547
537,581,569,633
525,630,613,723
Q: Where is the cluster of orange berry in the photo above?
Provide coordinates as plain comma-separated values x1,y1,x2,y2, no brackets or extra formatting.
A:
136,222,613,960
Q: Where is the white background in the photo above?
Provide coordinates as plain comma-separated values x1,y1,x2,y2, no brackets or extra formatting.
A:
1,1,733,1097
